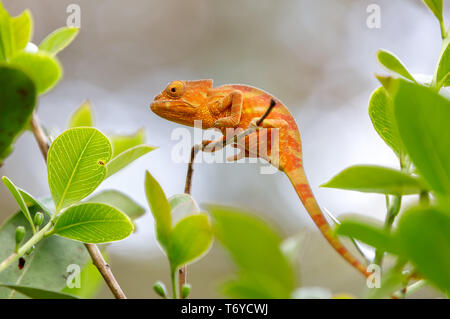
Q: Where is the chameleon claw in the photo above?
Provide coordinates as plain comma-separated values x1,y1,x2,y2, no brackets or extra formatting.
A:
227,151,245,162
213,119,226,128
248,118,259,129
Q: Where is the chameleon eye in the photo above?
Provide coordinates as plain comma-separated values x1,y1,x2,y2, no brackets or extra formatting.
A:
166,80,185,98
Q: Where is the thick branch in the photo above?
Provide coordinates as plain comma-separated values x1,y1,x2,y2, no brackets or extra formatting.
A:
30,111,127,299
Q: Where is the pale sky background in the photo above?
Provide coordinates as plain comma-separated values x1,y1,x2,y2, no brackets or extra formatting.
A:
1,0,447,298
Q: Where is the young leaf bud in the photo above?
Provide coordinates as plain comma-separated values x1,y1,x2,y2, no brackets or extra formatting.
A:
15,226,26,251
15,226,26,243
181,283,192,299
34,212,44,227
153,281,168,299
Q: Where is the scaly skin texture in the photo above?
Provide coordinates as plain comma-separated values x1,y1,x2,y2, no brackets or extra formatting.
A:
151,79,370,277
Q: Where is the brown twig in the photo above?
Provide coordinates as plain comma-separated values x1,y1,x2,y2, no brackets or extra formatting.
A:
184,145,201,195
84,243,126,299
30,110,127,299
179,145,201,297
30,112,50,161
256,98,276,126
180,99,277,298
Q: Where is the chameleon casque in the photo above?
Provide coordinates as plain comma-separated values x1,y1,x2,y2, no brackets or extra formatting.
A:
150,79,369,277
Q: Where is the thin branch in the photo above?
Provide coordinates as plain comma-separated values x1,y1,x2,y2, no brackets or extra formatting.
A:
30,111,127,299
179,145,201,297
180,99,277,298
184,145,201,195
84,243,126,299
256,98,276,126
30,112,50,161
178,265,187,297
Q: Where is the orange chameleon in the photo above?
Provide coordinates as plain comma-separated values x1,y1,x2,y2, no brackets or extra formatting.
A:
150,79,370,277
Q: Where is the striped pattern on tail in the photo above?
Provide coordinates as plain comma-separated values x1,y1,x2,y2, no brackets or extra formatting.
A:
284,166,370,278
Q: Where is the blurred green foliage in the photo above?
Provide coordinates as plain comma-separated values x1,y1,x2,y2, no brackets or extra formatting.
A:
325,0,450,298
0,2,155,298
145,172,213,299
210,206,296,299
0,2,77,164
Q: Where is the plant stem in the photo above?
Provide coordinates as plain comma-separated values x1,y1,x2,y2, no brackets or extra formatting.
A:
171,268,178,299
393,280,428,299
29,110,127,299
420,191,430,205
440,20,447,40
0,222,52,273
432,30,450,90
374,195,402,266
30,112,49,162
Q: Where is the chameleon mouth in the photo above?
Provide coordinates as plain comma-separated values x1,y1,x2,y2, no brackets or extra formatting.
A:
150,100,197,116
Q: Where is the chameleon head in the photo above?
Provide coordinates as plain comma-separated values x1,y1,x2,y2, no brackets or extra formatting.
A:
150,79,213,126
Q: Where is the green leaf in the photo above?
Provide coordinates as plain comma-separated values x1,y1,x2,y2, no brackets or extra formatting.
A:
106,145,156,178
53,203,134,243
11,9,33,52
169,194,197,210
39,27,79,56
390,79,450,196
110,128,146,157
0,207,90,298
321,165,428,195
19,191,53,217
210,205,295,299
377,50,415,82
395,206,450,293
145,171,171,249
9,51,62,94
168,214,213,270
0,66,36,162
169,194,200,226
436,41,450,88
88,190,145,221
222,274,289,299
2,176,35,232
47,127,112,212
0,284,79,299
68,100,94,128
369,87,404,158
423,0,443,23
0,3,13,60
336,219,399,254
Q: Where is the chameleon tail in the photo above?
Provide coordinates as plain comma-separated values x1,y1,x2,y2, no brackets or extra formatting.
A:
284,166,370,278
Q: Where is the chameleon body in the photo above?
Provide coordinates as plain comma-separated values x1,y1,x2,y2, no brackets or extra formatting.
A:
151,79,369,277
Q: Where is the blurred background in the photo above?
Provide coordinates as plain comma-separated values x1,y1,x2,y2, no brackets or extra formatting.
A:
1,0,446,298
